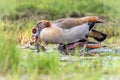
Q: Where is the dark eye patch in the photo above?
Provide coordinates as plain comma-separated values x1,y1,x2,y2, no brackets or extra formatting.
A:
32,28,37,34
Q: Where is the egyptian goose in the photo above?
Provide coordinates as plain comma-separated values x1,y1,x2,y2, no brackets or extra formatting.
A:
32,16,106,52
52,17,107,42
53,17,107,53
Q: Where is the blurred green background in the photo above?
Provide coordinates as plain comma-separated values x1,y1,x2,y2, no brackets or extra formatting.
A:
0,0,120,80
0,0,120,20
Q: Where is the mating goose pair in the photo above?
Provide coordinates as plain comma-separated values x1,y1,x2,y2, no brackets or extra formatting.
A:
32,16,107,52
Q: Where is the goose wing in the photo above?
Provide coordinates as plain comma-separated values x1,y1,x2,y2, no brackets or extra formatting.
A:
52,16,102,29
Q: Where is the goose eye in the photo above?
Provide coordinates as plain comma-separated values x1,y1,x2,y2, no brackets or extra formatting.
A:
32,28,37,34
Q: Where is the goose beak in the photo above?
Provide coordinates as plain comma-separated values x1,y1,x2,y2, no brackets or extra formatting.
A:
32,35,38,42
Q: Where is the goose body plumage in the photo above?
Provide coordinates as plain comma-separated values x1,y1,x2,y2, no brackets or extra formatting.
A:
32,16,106,45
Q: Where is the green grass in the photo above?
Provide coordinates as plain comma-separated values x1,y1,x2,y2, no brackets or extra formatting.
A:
0,0,120,80
0,0,120,20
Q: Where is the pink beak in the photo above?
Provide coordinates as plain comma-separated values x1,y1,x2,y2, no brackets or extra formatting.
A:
32,36,38,42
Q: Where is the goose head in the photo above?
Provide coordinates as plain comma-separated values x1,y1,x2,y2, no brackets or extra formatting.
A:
32,20,51,42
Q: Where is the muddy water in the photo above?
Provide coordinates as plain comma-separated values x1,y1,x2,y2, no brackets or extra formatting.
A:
20,42,120,63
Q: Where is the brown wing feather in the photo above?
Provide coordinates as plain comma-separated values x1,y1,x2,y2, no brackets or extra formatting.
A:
89,29,107,42
53,16,101,29
80,16,99,23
